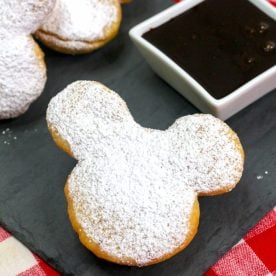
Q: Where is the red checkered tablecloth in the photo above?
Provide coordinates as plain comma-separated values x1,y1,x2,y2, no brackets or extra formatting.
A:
0,228,59,275
205,207,276,276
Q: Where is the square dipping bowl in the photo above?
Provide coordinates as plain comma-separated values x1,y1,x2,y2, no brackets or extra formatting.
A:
129,0,276,120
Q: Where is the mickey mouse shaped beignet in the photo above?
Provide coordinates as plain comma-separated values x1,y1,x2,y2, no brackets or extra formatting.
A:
0,0,56,119
35,0,122,55
47,81,244,266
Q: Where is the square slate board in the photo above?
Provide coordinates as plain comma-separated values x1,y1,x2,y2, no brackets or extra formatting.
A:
0,1,275,275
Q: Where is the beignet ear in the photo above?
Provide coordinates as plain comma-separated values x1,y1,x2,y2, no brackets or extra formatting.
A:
0,36,46,119
46,81,136,160
167,114,244,195
0,0,56,35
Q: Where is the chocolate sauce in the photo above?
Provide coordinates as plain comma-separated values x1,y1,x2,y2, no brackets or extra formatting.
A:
143,0,276,99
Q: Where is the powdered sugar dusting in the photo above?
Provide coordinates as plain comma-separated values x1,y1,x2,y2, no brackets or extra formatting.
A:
39,0,120,42
47,81,244,264
0,0,56,36
0,0,56,119
0,36,46,119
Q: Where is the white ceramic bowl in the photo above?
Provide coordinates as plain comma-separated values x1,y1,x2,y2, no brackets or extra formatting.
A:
129,0,276,120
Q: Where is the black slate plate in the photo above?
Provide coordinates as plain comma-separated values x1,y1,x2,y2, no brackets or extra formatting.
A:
0,1,275,275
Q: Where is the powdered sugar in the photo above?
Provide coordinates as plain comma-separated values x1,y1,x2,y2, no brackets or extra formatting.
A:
0,0,56,36
38,0,120,42
47,81,244,264
0,0,56,119
0,36,46,119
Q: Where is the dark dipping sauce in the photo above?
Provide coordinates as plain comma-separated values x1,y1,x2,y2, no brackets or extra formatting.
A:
143,0,276,99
